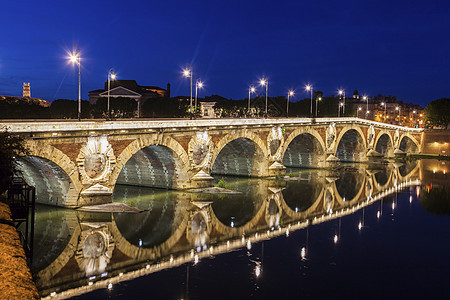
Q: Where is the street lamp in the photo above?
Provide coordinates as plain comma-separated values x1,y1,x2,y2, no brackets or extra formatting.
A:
316,97,321,117
248,86,255,116
287,90,294,118
260,78,268,117
396,106,401,125
357,107,362,118
195,80,203,118
338,102,344,117
363,96,369,119
338,89,345,116
381,102,387,122
107,69,116,120
183,67,193,119
69,47,81,121
306,84,313,117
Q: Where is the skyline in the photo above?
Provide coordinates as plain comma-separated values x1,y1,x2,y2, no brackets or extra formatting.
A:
1,1,450,107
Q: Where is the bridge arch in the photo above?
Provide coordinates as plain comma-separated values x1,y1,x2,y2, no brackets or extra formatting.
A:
281,128,325,168
333,169,366,205
19,141,81,207
210,132,268,177
112,135,191,190
335,126,367,162
374,132,394,157
398,133,420,153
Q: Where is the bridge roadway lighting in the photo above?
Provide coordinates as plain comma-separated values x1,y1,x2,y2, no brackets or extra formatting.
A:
306,84,313,117
260,78,268,117
357,107,362,118
338,89,345,116
248,86,255,116
316,96,321,117
183,67,193,119
107,69,116,120
69,47,81,121
194,80,203,118
287,90,294,117
363,96,369,119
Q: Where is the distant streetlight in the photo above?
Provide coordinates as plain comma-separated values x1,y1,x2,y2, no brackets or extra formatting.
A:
338,89,345,116
396,106,401,125
381,102,387,122
316,96,321,117
287,90,294,117
260,78,268,117
183,67,193,119
107,69,116,120
248,86,255,115
357,106,362,118
306,84,313,117
363,96,369,119
195,80,203,118
69,47,81,121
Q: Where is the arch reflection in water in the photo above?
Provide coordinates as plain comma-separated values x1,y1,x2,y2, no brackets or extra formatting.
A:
32,162,423,299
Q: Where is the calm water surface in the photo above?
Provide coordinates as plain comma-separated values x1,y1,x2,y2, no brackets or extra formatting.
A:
31,159,449,299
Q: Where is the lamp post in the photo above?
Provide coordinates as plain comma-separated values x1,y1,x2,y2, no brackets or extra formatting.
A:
194,80,203,119
260,79,268,117
107,69,116,120
248,86,255,116
357,107,362,118
338,89,345,116
363,96,369,119
316,97,321,117
413,110,417,127
381,102,387,122
306,84,313,117
183,67,193,119
287,90,294,118
338,102,343,117
396,106,401,125
69,47,81,121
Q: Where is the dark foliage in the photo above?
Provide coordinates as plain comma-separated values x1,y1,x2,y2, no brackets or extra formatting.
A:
91,97,137,118
142,98,188,118
424,98,450,129
0,131,28,193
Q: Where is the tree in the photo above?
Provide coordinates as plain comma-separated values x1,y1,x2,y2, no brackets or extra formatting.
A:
424,98,450,129
0,131,28,193
142,97,188,118
0,96,50,119
92,97,137,118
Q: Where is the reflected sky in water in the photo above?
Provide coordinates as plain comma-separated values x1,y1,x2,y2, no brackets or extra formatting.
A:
31,159,449,299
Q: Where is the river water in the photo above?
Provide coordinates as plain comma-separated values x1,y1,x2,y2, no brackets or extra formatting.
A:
31,159,449,299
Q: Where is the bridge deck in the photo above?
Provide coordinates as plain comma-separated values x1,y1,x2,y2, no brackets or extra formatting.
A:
1,117,423,133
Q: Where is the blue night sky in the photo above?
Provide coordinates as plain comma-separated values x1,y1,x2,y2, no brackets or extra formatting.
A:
1,0,449,107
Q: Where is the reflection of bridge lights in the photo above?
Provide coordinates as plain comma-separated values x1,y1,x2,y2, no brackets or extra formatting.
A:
227,241,230,248
358,222,362,230
51,292,56,297
196,246,201,252
334,235,338,244
295,207,298,212
191,250,194,257
255,266,261,277
119,272,123,277
194,255,199,264
230,221,234,227
138,239,142,247
146,264,150,269
409,195,413,203
286,229,290,237
301,247,306,260
108,282,113,290
247,240,252,250
343,197,346,202
416,187,420,197
170,255,174,263
88,282,93,286
377,211,381,219
89,276,96,281
392,202,395,210
203,244,207,251
101,272,108,277
242,236,245,243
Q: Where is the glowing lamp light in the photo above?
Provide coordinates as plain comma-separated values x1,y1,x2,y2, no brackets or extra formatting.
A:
250,87,256,93
306,84,312,91
301,247,306,259
183,68,191,77
260,79,266,86
334,234,339,244
289,90,294,96
358,222,362,230
255,266,261,277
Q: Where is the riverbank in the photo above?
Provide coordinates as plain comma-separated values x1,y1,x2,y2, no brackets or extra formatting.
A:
0,196,39,299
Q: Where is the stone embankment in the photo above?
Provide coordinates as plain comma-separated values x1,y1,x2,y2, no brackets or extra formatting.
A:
0,197,39,299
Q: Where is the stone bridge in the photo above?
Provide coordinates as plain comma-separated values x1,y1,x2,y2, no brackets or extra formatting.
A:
2,118,423,207
32,162,422,298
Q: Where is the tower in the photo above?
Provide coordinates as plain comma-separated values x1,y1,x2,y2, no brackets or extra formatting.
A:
23,82,31,98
